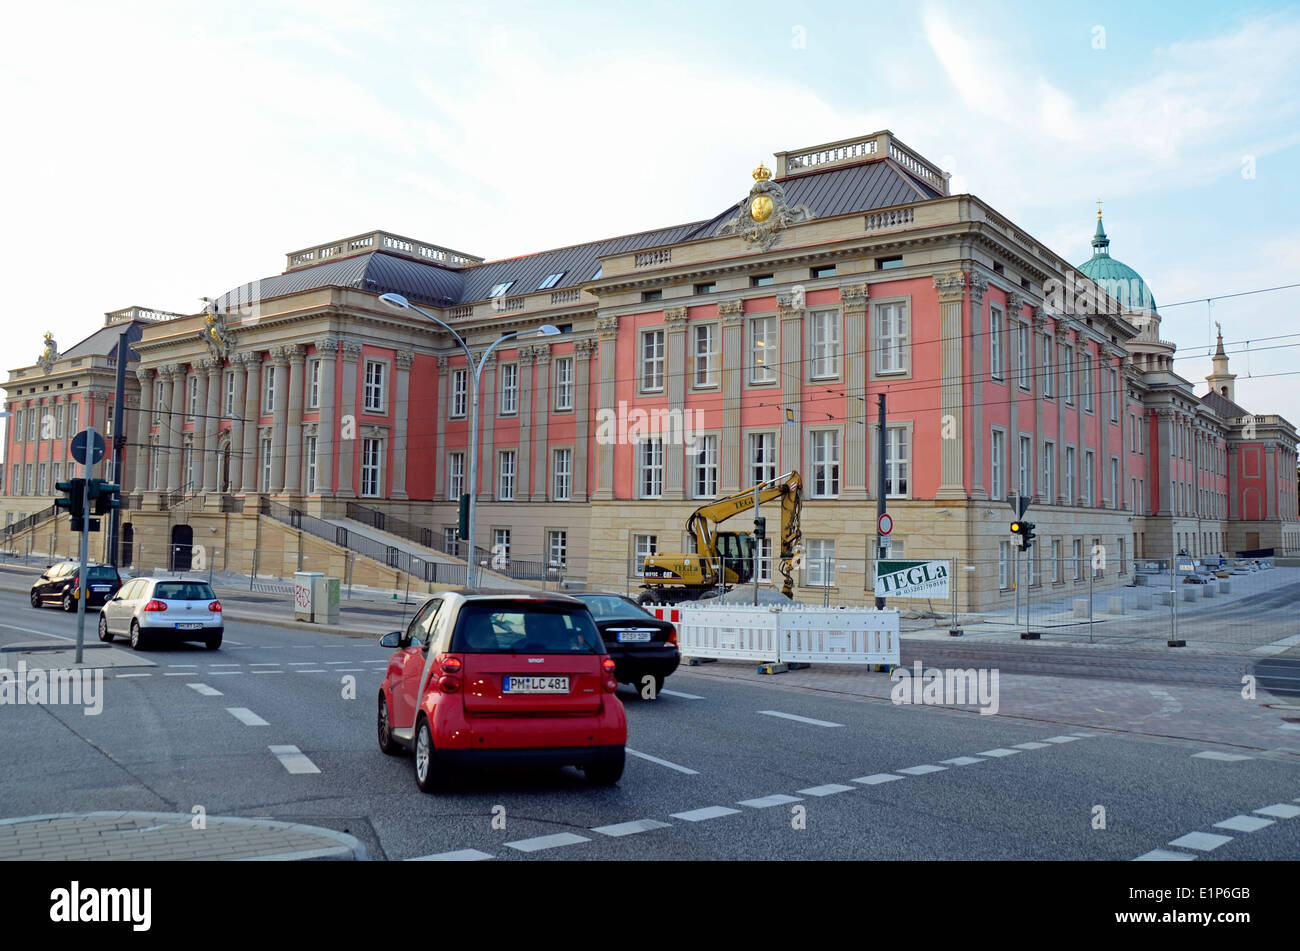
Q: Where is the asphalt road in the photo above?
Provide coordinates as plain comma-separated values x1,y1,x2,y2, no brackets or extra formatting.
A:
1,583,1298,861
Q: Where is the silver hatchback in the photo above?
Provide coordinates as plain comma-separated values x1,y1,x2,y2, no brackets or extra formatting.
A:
98,577,224,651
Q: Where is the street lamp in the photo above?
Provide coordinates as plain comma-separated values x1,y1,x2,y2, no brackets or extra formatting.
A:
378,292,559,588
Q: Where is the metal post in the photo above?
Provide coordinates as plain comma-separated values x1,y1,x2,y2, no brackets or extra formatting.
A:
107,329,128,568
74,426,93,665
823,557,831,608
1025,547,1032,640
753,482,760,607
1014,541,1020,625
875,393,886,609
1088,562,1094,643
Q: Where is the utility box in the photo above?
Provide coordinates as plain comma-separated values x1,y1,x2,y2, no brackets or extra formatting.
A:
294,571,324,622
313,575,340,624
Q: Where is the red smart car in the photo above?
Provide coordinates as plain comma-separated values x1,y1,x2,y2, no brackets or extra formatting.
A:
377,591,627,792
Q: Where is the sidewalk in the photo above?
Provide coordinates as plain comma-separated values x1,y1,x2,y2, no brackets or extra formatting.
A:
0,812,370,860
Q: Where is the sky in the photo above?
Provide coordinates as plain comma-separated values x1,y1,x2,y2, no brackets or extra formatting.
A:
2,0,1298,429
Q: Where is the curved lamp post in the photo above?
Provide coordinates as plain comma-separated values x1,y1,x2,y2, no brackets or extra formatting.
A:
378,292,558,588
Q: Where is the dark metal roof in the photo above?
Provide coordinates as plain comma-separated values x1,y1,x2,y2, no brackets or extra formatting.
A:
213,251,466,311
61,320,147,361
1201,389,1251,419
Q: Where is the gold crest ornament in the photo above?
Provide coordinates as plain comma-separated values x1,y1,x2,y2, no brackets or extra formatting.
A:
37,331,58,374
718,161,814,251
750,194,774,223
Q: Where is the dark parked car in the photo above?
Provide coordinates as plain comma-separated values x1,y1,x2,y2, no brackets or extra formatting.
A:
568,592,680,699
30,562,122,612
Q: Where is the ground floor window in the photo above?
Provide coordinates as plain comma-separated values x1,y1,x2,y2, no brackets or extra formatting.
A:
548,530,567,569
632,534,657,576
805,539,835,587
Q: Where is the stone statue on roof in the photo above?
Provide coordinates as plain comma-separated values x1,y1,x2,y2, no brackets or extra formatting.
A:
37,332,57,374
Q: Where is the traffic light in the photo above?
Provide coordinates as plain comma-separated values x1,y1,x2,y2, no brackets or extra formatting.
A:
753,516,767,539
89,479,121,516
1010,520,1036,550
457,493,470,539
55,478,86,522
1022,521,1036,549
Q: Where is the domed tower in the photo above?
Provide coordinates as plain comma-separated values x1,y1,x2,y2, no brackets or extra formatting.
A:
1077,209,1174,373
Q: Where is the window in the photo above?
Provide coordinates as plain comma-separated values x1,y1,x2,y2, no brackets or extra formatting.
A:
24,464,33,495
223,371,236,416
1110,457,1120,509
1043,442,1055,503
150,438,160,490
750,317,776,383
811,430,839,497
1018,435,1031,497
750,274,774,287
154,385,164,420
1065,446,1076,503
1062,344,1074,403
1083,450,1095,506
305,435,318,493
1109,368,1119,421
260,436,272,492
999,541,1010,589
810,310,840,378
493,529,511,564
548,530,567,568
448,452,465,499
1016,323,1030,388
55,404,64,439
499,364,518,415
875,301,909,374
554,357,574,410
188,375,198,418
10,465,18,495
263,364,275,413
538,272,565,290
806,539,835,586
875,256,903,270
68,404,78,439
693,434,718,498
638,438,664,498
810,264,836,279
488,281,514,298
1051,539,1061,583
591,264,602,280
497,450,516,500
443,528,459,557
693,325,718,386
27,408,36,440
183,446,194,491
360,438,382,497
989,307,1004,379
641,290,662,303
632,534,657,576
756,537,773,583
1131,478,1139,516
552,448,572,501
990,429,1005,500
641,330,665,392
694,282,716,295
451,369,467,418
885,426,909,497
1092,537,1102,578
1043,337,1054,397
37,463,47,495
364,360,386,413
307,360,320,409
749,432,776,485
1081,352,1093,411
51,463,60,489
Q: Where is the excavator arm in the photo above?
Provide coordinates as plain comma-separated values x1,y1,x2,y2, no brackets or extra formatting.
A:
683,470,803,597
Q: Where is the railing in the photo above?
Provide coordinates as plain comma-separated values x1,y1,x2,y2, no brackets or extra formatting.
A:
2,504,57,540
786,137,878,171
634,249,671,268
346,501,438,550
864,207,916,231
448,305,473,320
887,141,946,191
550,289,581,305
220,495,244,514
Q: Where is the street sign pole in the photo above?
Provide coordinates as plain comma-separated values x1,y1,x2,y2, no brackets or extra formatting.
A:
74,426,93,664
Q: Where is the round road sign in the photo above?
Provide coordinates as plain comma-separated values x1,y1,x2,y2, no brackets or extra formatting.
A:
878,512,893,535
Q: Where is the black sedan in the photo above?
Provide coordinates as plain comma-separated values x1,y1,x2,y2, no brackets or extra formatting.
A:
569,592,680,699
31,561,123,611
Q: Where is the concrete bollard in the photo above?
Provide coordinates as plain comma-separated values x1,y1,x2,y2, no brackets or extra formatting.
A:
1220,579,1231,594
1182,586,1197,602
1203,582,1215,598
1107,596,1125,615
1073,598,1090,618
1136,592,1152,610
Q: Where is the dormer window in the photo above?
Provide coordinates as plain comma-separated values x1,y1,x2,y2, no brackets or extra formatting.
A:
489,281,514,299
538,272,565,290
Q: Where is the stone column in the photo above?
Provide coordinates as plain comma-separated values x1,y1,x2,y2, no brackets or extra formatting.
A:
840,283,869,500
165,365,186,493
313,336,337,496
719,299,745,495
337,341,361,497
284,344,306,494
1032,308,1048,504
778,294,804,477
391,350,413,500
434,357,449,498
269,348,290,493
239,353,262,493
531,344,553,501
935,275,967,499
573,339,596,500
517,347,537,502
664,307,687,500
968,275,989,499
228,355,247,492
134,369,154,492
593,315,618,500
201,360,221,492
479,353,497,501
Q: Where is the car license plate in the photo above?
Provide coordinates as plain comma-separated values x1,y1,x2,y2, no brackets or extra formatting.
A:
616,631,653,643
503,676,569,694
175,623,202,630
92,586,109,592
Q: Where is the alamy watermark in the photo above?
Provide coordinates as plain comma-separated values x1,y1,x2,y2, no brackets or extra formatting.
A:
890,661,1000,715
1,662,103,716
594,400,706,455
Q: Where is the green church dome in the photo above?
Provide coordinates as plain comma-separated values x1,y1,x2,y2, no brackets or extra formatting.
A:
1076,214,1157,313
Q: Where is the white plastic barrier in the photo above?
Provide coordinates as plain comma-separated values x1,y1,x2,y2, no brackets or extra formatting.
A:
648,604,899,666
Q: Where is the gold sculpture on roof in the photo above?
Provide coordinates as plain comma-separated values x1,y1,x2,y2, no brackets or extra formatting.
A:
37,332,57,374
718,161,814,252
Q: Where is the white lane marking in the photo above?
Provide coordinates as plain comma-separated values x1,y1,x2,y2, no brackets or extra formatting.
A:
1070,732,1097,737
1042,736,1082,744
1169,831,1233,852
1213,815,1274,833
249,663,281,667
113,673,151,679
269,745,320,774
1254,803,1300,819
1013,742,1050,750
209,663,241,667
252,670,287,675
407,849,494,861
223,640,244,646
208,671,244,676
187,684,222,697
167,664,199,669
1134,849,1197,862
852,774,904,785
294,669,328,674
504,833,589,853
757,710,843,728
626,748,699,775
334,668,364,672
798,784,855,797
0,622,73,642
897,765,946,776
940,756,985,766
737,794,803,809
660,689,704,700
326,661,352,665
287,662,317,666
1192,751,1253,762
978,748,1020,757
670,806,741,822
226,707,270,726
591,819,672,837
163,673,193,677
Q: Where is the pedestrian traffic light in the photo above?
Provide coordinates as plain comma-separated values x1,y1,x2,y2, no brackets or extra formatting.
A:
55,478,85,521
1010,520,1036,550
89,479,121,516
457,493,470,539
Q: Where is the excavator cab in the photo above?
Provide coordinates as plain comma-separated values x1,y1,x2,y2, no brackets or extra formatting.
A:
714,532,754,585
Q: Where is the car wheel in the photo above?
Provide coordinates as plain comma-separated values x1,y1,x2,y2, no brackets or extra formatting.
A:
62,592,74,612
205,632,222,650
129,621,147,652
97,614,113,643
30,590,40,608
584,747,625,786
377,693,400,756
413,716,443,793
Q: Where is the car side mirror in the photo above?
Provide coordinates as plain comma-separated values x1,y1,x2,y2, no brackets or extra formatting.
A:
379,632,403,649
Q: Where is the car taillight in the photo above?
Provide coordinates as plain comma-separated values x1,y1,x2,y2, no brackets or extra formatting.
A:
666,628,678,645
144,600,166,612
440,655,462,674
438,676,461,693
603,676,619,693
209,601,222,612
601,658,616,674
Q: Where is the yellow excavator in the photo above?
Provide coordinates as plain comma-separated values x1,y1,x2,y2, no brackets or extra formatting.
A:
639,471,803,604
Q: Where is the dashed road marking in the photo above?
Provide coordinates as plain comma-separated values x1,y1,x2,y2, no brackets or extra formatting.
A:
210,663,241,667
408,849,494,861
167,664,198,668
163,673,193,677
1192,751,1253,762
978,748,1020,758
940,756,985,766
226,707,269,726
208,671,243,676
670,806,741,822
288,662,316,666
326,661,352,665
1168,831,1233,852
897,765,946,776
187,684,222,697
1254,803,1300,819
505,833,589,853
626,748,699,775
252,670,287,675
798,784,855,797
114,673,151,679
1012,742,1050,750
295,669,328,674
737,794,803,809
249,663,281,667
1213,815,1274,833
660,689,704,700
852,774,904,785
269,745,320,775
1134,849,1196,862
334,668,363,672
591,819,672,837
1042,736,1082,744
757,710,843,728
